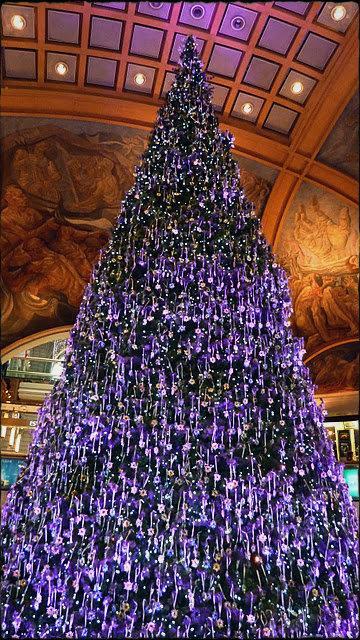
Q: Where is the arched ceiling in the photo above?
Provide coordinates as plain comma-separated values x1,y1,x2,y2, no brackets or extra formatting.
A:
1,1,359,229
1,1,359,397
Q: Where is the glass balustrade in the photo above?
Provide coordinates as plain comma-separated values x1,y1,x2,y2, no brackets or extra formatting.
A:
6,356,64,380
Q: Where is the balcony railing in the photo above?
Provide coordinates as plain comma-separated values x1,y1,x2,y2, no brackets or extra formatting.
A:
6,356,64,380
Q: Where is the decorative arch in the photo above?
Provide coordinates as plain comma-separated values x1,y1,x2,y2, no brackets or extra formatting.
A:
303,338,358,365
1,325,72,363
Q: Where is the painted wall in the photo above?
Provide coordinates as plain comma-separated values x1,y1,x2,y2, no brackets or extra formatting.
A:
1,116,274,348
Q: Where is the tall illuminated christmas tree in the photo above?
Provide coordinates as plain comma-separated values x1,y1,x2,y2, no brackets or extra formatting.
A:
1,37,358,639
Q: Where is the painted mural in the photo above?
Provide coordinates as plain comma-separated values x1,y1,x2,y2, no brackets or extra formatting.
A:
278,182,359,358
317,92,359,180
308,343,359,394
1,117,273,347
237,155,278,217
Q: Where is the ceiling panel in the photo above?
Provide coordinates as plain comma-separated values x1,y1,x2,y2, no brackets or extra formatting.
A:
3,48,36,79
89,16,123,51
92,2,127,10
130,24,164,59
46,52,77,83
1,0,358,142
244,56,280,91
86,56,118,87
124,62,156,94
219,4,259,43
1,4,36,38
178,3,217,31
264,103,299,134
207,44,243,79
295,32,337,69
232,91,265,123
258,17,298,56
273,2,310,16
47,9,80,45
136,2,172,21
278,69,317,105
209,83,229,113
161,70,176,97
316,2,358,33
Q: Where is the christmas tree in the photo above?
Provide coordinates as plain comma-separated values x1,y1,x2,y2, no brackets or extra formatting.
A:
1,37,358,639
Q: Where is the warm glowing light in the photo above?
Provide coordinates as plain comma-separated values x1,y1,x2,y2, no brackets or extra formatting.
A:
134,72,146,86
55,61,69,76
291,80,304,95
331,5,347,21
241,102,254,115
11,14,26,30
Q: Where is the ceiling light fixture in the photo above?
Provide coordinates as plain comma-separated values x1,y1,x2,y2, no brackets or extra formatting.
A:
191,5,205,20
55,61,69,76
11,14,27,30
241,102,254,115
330,4,347,21
149,2,163,8
290,80,304,95
231,15,246,31
134,72,146,86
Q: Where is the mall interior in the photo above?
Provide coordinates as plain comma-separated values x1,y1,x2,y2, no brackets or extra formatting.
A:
1,4,359,515
0,3,359,639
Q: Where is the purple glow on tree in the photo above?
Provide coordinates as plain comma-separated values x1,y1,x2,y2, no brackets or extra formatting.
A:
1,37,358,639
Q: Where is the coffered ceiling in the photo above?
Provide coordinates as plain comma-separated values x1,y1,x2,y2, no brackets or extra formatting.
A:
1,1,359,243
1,2,358,132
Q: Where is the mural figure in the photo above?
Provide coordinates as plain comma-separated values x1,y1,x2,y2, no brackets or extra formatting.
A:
239,168,271,215
1,186,110,342
279,185,359,358
12,142,62,205
1,121,273,347
293,197,353,271
62,153,121,214
1,186,45,254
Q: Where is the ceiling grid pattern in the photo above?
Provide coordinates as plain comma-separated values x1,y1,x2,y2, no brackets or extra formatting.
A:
1,1,358,137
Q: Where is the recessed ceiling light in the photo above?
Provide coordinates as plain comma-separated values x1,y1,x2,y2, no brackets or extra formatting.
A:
231,15,246,31
241,102,254,115
149,2,163,8
134,72,146,86
191,4,205,20
330,5,347,21
11,14,26,30
55,61,69,76
290,80,304,95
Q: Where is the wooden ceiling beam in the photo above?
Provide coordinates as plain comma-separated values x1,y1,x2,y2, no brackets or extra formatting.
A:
77,1,91,90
